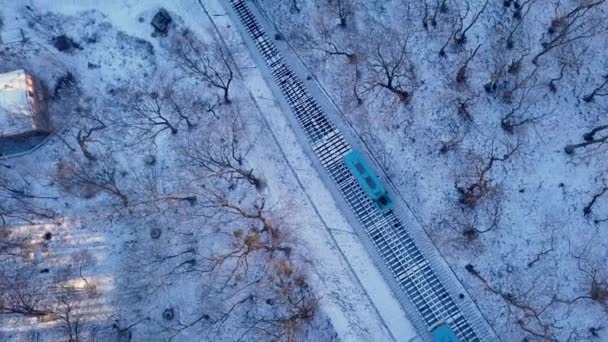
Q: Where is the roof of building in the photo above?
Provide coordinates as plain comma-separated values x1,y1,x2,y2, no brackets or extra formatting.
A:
0,69,36,136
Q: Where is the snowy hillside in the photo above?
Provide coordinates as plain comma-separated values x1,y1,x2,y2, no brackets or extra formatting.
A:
2,0,608,341
254,0,608,340
0,0,416,341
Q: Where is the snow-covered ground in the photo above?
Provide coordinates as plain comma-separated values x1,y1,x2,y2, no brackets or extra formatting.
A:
252,0,608,340
0,0,418,341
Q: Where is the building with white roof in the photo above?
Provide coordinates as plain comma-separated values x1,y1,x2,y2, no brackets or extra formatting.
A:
0,69,48,138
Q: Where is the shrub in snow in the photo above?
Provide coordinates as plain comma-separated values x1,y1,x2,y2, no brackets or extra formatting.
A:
150,228,161,239
163,308,174,320
52,34,81,53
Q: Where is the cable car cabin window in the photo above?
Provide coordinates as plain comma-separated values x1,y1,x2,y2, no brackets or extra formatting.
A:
355,162,366,174
365,176,376,189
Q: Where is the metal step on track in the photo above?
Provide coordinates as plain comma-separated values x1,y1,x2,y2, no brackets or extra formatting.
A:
227,0,490,340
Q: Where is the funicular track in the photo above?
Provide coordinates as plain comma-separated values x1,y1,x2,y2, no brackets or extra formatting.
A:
227,0,493,340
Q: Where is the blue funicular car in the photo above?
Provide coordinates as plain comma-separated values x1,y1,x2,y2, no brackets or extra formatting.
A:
343,150,394,212
431,322,460,342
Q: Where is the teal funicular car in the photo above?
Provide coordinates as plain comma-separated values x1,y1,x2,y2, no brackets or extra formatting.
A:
343,150,394,212
431,322,460,342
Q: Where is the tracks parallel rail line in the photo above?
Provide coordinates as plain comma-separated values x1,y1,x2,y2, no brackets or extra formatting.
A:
227,0,493,340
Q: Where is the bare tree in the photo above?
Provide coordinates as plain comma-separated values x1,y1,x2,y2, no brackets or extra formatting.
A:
548,64,566,93
582,74,608,102
0,266,52,317
582,178,607,217
53,282,88,342
166,191,317,341
453,0,489,45
500,86,549,133
199,194,292,276
180,113,261,189
455,140,521,207
502,0,537,49
0,229,24,264
359,31,416,103
113,77,196,145
352,65,364,105
572,245,608,308
291,22,355,63
240,260,319,341
578,261,608,307
0,171,55,226
170,28,235,103
583,124,608,142
500,64,539,103
422,0,449,30
120,239,198,305
290,0,301,13
53,153,129,207
456,43,482,84
173,258,317,342
483,55,508,95
437,121,467,154
565,124,608,154
129,167,198,217
438,24,458,57
527,225,557,268
75,108,107,161
532,0,607,65
437,195,502,246
326,0,354,28
465,264,563,340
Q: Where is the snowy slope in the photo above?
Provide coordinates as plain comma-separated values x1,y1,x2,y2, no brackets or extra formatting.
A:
0,0,419,341
252,0,608,340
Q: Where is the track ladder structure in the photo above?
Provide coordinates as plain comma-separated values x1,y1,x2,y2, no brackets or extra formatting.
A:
227,1,493,340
